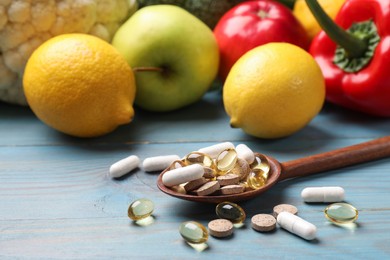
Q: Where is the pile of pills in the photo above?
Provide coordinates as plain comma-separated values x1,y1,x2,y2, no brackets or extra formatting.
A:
126,185,359,246
116,143,359,245
160,142,271,196
108,142,271,197
178,186,358,244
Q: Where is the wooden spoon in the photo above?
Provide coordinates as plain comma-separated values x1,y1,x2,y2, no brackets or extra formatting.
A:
157,136,390,203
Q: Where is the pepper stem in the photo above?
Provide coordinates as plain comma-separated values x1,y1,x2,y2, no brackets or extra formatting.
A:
305,0,367,58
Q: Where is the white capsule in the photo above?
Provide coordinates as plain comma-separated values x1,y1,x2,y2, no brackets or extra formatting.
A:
109,155,140,178
277,212,317,240
142,155,181,172
198,142,235,159
162,164,204,187
235,144,255,164
301,186,345,203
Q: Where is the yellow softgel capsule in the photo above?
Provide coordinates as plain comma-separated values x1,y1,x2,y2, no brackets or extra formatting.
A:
250,153,270,180
128,198,154,221
179,221,208,244
168,160,186,170
184,152,215,168
216,148,238,172
246,171,266,190
324,203,358,224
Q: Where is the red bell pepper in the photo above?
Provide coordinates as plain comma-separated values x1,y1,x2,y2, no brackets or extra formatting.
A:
307,0,390,117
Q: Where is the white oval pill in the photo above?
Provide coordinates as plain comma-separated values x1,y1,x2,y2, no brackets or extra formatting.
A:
198,142,235,159
162,164,204,187
142,155,181,172
109,155,140,178
235,144,255,164
277,212,317,240
301,186,345,203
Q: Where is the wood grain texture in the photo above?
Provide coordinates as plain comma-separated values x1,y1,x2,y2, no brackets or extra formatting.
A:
1,92,390,259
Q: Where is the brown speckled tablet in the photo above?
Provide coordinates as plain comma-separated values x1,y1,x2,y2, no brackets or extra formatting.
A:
230,158,251,181
273,204,298,218
208,219,234,237
220,184,245,195
196,180,220,196
217,173,240,186
183,177,208,192
203,167,216,179
251,214,276,232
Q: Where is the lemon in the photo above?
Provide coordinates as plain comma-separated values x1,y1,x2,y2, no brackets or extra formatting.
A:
23,34,136,138
223,43,325,139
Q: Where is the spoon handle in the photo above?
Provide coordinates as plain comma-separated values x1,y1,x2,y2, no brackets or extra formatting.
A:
279,136,390,181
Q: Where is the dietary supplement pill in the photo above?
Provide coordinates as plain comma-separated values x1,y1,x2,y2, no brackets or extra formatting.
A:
301,186,345,203
208,219,234,238
183,177,208,192
251,214,276,232
277,212,317,240
179,221,208,244
236,143,255,164
216,201,246,224
142,155,180,172
229,158,250,181
109,155,140,178
184,152,215,168
216,148,238,172
273,204,298,218
217,173,240,186
220,184,245,195
196,180,220,196
198,142,235,159
324,202,358,224
162,164,204,187
128,198,154,221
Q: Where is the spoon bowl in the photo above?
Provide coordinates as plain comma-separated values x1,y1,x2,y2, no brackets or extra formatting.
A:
157,136,390,203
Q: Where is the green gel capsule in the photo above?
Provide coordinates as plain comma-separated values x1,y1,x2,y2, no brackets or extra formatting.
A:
324,202,358,224
179,221,208,244
128,198,154,221
216,201,246,224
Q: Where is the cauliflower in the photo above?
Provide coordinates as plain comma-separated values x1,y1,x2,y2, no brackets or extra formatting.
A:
0,0,137,105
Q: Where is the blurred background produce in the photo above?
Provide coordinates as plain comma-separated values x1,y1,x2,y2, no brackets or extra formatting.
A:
214,0,309,81
0,0,137,105
293,0,346,41
23,34,136,137
112,5,219,112
307,0,390,117
223,42,325,139
137,0,244,28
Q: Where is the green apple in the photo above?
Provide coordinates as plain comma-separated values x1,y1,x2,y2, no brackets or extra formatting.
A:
112,5,219,112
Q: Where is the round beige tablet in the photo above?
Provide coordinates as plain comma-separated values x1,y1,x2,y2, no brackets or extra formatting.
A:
273,204,298,218
196,180,220,196
208,219,234,237
251,214,276,232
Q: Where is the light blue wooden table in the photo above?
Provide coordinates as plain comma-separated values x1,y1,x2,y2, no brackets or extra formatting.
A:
1,91,389,259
